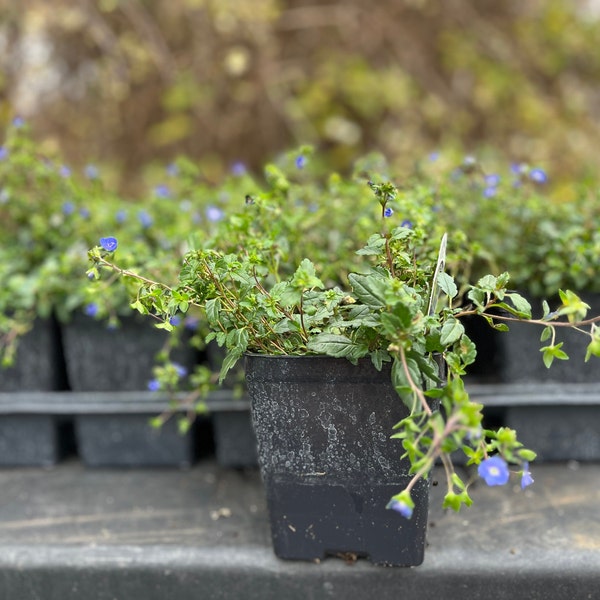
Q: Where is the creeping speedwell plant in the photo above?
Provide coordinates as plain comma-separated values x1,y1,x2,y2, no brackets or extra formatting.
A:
88,179,600,516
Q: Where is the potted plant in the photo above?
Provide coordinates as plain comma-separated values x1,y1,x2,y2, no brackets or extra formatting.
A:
0,122,211,466
419,155,600,460
89,174,600,566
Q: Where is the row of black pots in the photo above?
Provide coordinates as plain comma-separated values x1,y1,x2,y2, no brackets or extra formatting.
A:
0,313,206,468
2,306,599,470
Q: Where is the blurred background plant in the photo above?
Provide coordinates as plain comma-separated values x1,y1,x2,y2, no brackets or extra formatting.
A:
2,0,600,195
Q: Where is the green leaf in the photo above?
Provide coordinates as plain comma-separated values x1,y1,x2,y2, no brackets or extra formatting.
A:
505,293,532,319
307,333,367,360
541,343,569,368
540,326,552,342
291,258,324,291
440,317,465,346
437,272,458,299
518,449,537,462
348,273,388,309
205,298,220,325
219,350,242,383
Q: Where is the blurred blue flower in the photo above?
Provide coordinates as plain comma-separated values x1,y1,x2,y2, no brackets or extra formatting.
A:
383,207,393,218
172,362,187,378
529,168,548,184
79,207,91,219
483,186,497,198
386,498,413,519
295,155,307,169
62,201,75,216
521,462,534,489
0,147,7,161
184,316,199,331
478,456,509,486
231,161,247,176
169,316,182,327
84,164,99,180
115,209,128,224
138,210,153,228
59,165,71,178
154,184,171,199
147,379,161,392
84,303,99,317
485,174,500,187
166,163,179,177
206,205,224,222
99,237,118,252
12,116,24,128
428,151,440,162
401,219,413,229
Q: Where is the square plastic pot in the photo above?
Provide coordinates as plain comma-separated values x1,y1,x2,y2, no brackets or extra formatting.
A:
75,414,196,468
498,293,600,383
245,354,434,567
61,313,199,392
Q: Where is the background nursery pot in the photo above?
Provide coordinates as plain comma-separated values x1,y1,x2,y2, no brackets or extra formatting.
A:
245,354,434,567
61,313,199,467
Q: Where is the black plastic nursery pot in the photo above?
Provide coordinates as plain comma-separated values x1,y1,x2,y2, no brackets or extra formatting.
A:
61,313,198,392
245,354,432,567
205,342,257,467
61,313,200,467
0,317,68,466
498,293,600,384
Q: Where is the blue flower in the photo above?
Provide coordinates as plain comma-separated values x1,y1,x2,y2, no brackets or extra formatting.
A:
12,116,24,128
79,207,90,219
383,207,393,218
0,147,7,161
521,462,534,489
115,209,128,224
59,165,71,178
401,219,413,229
386,494,414,519
147,379,161,392
295,155,307,169
529,168,548,184
184,316,199,331
62,201,75,216
172,362,187,378
169,316,181,327
428,151,440,162
231,161,247,176
485,174,500,187
85,164,99,180
99,237,118,252
478,456,510,486
138,210,153,228
84,303,99,317
166,163,179,177
206,205,224,222
483,186,497,198
154,184,171,199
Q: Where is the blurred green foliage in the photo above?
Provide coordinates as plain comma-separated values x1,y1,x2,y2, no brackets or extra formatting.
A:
2,0,600,191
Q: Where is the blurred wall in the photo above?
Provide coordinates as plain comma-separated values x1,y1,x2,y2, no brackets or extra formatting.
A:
2,0,600,190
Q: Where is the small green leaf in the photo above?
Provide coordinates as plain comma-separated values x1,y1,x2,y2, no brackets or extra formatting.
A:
505,293,532,319
437,272,458,299
307,333,367,360
440,318,465,346
540,326,552,342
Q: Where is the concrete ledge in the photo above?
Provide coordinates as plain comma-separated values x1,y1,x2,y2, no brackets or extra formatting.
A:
0,461,598,599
